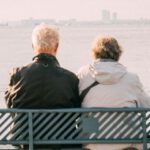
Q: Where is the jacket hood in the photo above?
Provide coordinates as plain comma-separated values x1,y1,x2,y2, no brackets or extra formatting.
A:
89,60,127,85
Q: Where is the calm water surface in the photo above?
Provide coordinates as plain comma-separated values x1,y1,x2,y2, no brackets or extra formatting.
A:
1,24,150,108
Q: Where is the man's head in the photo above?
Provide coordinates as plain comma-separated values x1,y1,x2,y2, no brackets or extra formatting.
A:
92,36,122,61
32,23,59,56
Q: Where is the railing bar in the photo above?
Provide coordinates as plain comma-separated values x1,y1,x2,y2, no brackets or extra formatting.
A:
142,111,147,150
101,112,128,138
59,115,82,139
119,113,141,138
35,113,63,139
132,127,143,139
33,113,55,137
109,112,135,138
0,108,149,113
67,126,82,140
147,130,150,135
87,112,112,138
0,113,12,127
44,113,72,140
0,113,22,135
100,112,123,139
120,114,142,139
146,121,150,128
51,113,80,139
60,112,93,140
98,112,113,125
146,111,150,117
0,141,30,145
16,129,29,141
33,113,48,128
125,118,142,138
0,113,5,119
146,115,150,120
9,115,28,140
146,122,150,128
97,112,120,137
29,112,33,150
0,139,143,145
9,123,28,141
63,113,90,139
33,139,143,144
111,112,137,138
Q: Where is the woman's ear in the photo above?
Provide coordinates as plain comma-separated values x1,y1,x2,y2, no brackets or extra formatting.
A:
91,50,96,60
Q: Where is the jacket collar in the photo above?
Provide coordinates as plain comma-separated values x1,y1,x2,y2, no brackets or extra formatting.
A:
32,53,60,66
94,58,116,62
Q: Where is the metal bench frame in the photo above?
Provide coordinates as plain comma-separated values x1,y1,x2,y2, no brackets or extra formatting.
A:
0,108,150,150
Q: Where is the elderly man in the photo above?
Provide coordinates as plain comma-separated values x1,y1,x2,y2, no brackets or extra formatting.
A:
5,24,81,108
5,24,81,149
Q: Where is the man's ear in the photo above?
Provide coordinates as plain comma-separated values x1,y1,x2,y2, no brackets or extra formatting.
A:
53,43,59,55
50,48,57,56
32,43,34,49
32,44,38,54
55,43,59,51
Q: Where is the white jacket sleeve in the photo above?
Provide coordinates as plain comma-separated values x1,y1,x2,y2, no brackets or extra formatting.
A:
135,75,150,107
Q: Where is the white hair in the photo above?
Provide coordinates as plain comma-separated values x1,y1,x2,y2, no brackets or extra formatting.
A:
32,23,59,51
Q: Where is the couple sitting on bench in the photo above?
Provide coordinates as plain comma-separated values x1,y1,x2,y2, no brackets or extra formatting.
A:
5,23,150,150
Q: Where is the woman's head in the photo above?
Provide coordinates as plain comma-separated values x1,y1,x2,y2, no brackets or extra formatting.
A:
92,36,122,61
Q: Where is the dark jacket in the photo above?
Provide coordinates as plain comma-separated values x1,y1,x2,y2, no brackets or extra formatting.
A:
5,53,81,109
5,53,81,149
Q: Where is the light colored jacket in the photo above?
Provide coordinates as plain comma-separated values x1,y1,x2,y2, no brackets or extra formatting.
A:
77,59,150,150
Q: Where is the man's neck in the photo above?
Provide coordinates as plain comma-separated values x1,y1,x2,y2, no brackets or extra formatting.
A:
36,52,56,56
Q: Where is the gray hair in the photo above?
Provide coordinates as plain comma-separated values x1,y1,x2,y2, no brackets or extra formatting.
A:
32,23,59,51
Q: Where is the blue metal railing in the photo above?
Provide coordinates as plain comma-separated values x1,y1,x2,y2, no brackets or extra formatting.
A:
0,108,150,150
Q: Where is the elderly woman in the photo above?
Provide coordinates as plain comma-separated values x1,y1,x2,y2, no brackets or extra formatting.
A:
77,36,150,150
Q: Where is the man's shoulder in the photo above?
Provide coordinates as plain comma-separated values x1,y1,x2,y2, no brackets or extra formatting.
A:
59,67,78,80
10,62,35,75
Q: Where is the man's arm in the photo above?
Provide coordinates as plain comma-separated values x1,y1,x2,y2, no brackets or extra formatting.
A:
74,78,82,107
71,74,82,108
5,68,19,108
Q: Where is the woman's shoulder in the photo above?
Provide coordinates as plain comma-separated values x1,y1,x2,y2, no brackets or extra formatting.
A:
125,71,140,81
123,71,142,89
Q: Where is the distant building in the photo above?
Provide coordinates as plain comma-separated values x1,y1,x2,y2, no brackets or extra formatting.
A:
112,12,117,22
101,10,111,23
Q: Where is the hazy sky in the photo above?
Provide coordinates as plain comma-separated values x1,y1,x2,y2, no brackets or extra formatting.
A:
0,0,150,21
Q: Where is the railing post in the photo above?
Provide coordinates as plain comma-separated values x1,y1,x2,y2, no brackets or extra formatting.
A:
142,111,147,150
28,112,33,150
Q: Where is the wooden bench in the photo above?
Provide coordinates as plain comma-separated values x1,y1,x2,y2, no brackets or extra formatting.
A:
0,108,150,150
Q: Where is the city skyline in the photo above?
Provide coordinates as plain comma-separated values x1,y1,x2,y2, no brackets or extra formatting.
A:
0,0,150,21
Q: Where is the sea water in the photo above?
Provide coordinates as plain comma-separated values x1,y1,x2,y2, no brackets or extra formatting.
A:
1,24,150,108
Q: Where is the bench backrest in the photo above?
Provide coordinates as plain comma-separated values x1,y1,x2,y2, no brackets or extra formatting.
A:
0,108,150,150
